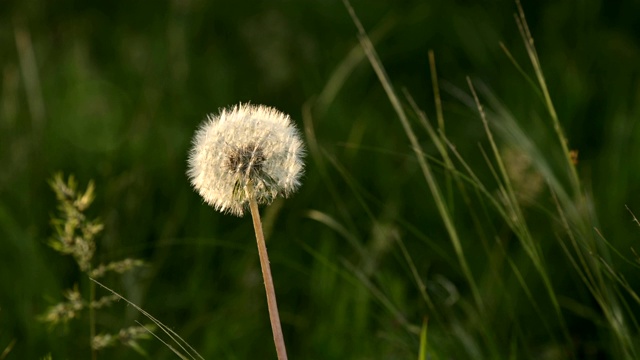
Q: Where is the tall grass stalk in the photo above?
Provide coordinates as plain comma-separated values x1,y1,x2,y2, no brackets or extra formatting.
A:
341,0,640,357
342,0,484,315
508,2,636,356
466,78,571,345
513,0,580,192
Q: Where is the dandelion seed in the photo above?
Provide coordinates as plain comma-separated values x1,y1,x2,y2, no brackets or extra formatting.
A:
187,103,305,216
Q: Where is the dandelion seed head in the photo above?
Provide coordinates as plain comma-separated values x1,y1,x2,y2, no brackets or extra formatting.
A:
187,103,305,216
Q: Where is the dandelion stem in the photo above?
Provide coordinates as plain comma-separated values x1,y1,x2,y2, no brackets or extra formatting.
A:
248,195,288,360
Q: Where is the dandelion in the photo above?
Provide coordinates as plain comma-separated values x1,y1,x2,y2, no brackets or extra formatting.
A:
188,103,304,216
187,103,305,360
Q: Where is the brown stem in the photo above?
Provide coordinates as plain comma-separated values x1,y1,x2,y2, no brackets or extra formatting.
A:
249,197,288,360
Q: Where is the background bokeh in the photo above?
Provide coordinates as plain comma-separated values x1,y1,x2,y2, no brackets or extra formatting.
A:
1,0,640,358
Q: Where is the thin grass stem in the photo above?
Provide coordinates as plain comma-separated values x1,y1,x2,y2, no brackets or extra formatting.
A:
514,0,580,192
428,51,454,210
89,271,97,360
91,277,204,360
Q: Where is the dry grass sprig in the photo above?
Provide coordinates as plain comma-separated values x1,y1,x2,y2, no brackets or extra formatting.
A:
42,173,148,358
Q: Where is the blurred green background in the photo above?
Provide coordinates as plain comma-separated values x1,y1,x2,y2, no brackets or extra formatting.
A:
2,0,640,358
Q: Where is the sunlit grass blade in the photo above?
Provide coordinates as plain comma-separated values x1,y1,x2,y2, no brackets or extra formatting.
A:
418,317,428,360
342,260,420,335
301,102,361,238
305,209,367,259
315,18,395,115
0,339,16,360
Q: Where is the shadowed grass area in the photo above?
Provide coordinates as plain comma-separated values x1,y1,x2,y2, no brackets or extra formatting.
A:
1,0,640,358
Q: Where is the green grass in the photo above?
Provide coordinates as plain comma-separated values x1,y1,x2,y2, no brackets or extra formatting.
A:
2,0,640,359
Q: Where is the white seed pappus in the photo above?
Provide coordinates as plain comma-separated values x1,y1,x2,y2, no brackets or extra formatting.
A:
187,103,305,216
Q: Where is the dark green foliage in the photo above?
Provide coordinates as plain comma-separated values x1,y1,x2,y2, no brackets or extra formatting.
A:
1,0,639,359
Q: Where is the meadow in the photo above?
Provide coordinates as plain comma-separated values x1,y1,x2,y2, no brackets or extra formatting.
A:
1,0,640,358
